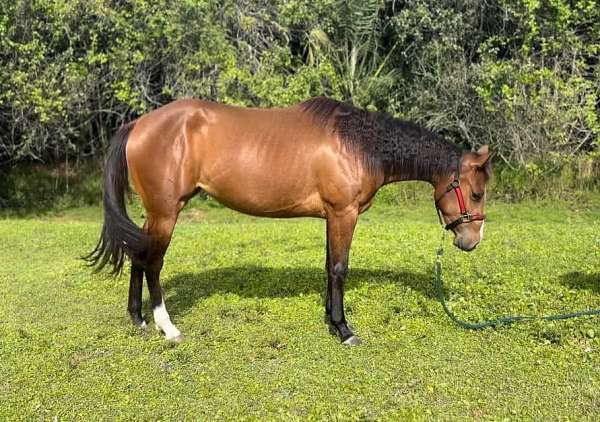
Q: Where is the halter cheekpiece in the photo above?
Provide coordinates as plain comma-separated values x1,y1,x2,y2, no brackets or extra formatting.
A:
434,159,485,231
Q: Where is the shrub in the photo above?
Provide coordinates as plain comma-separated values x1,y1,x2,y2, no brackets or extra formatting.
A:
0,0,598,178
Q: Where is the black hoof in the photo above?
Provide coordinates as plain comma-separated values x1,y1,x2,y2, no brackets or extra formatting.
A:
130,314,148,329
326,318,359,344
342,335,362,346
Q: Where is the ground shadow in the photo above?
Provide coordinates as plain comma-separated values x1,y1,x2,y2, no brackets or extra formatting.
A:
161,266,435,318
560,271,600,294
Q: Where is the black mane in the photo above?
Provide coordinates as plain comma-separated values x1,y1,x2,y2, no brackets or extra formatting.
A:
300,97,463,181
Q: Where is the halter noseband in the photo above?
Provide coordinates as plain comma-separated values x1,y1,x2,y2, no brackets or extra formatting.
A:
434,161,485,231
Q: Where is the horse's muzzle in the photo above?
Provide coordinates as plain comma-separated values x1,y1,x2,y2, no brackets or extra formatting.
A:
454,236,479,252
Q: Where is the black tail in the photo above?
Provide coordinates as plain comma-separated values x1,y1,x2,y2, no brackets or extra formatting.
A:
85,122,150,275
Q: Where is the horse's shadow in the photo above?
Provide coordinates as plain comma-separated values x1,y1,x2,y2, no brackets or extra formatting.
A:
560,271,600,294
161,266,435,318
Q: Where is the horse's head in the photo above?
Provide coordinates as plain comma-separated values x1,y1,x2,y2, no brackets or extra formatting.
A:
434,145,491,252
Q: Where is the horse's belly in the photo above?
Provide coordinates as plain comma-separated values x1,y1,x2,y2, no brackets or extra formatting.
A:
197,171,325,218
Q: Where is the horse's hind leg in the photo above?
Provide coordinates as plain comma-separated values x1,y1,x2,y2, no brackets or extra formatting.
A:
128,219,150,328
144,213,182,341
128,263,146,328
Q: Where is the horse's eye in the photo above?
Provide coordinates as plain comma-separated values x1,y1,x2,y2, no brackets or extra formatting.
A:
471,192,483,202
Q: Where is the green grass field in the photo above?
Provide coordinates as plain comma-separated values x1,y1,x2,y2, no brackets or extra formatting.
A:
1,191,600,420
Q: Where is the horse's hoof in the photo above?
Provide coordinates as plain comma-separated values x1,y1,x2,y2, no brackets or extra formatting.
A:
342,335,362,346
168,334,185,343
130,315,148,329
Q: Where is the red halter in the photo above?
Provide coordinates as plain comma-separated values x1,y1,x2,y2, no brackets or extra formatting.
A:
435,178,485,231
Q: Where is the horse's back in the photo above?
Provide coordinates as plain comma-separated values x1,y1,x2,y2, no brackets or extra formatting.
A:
126,98,376,218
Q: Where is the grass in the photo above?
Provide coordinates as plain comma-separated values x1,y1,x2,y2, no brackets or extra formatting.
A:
1,189,600,420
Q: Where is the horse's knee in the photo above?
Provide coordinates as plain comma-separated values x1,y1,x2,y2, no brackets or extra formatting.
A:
329,262,348,280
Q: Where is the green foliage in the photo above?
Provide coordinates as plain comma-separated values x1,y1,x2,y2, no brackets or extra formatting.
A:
474,0,600,162
1,200,600,419
491,155,600,201
0,161,102,214
0,0,341,161
0,0,599,169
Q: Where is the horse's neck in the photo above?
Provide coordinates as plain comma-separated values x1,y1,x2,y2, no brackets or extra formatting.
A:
382,170,435,188
349,113,463,187
333,106,462,187
380,143,462,186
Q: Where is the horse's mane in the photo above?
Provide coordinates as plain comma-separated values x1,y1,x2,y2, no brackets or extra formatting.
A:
299,97,463,180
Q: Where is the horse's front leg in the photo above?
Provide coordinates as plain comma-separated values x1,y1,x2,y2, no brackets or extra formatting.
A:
325,228,332,318
325,208,361,345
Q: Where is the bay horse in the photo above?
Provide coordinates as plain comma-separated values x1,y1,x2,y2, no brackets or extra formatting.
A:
86,97,491,345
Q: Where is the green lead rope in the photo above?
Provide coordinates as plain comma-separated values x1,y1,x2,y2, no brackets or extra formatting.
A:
434,232,600,330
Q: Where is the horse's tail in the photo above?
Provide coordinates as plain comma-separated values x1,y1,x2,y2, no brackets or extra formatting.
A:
84,121,150,275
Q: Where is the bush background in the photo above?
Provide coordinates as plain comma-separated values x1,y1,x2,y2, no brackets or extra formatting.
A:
1,0,599,207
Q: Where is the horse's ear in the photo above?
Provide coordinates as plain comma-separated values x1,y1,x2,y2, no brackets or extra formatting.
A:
470,144,490,167
471,145,492,179
477,145,489,157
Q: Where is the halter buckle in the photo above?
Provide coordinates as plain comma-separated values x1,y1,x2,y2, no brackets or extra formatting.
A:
447,180,460,191
461,212,472,223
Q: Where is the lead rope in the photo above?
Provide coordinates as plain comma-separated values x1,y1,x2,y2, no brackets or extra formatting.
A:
434,231,600,330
